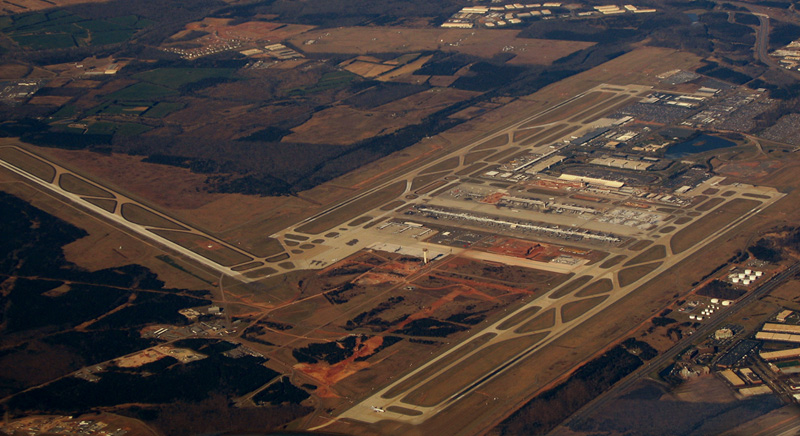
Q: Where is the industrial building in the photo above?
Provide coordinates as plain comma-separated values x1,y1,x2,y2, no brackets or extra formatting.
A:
759,347,800,361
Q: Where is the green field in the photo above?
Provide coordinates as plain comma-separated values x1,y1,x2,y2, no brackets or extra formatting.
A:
107,83,179,101
49,105,77,120
13,33,75,50
86,121,152,136
143,102,185,118
1,10,151,49
287,71,356,96
133,68,237,89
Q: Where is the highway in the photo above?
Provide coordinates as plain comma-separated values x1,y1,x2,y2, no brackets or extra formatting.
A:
556,261,800,434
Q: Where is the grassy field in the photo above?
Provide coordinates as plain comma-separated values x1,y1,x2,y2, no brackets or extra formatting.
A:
617,262,663,287
134,68,236,89
143,102,185,118
623,244,667,266
381,333,497,400
497,306,542,331
402,332,549,407
2,10,150,49
149,229,253,267
574,278,613,298
514,308,556,334
695,197,725,212
599,255,626,269
287,71,355,96
561,295,608,323
628,240,653,251
670,199,761,254
0,147,56,182
120,203,187,230
106,83,178,101
295,181,406,234
471,134,509,151
288,27,592,66
420,157,459,175
58,173,114,198
83,197,117,213
549,275,593,299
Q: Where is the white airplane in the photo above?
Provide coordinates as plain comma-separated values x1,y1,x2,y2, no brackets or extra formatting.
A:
371,406,386,413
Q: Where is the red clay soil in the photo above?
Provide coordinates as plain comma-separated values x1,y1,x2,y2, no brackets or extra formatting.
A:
295,336,386,386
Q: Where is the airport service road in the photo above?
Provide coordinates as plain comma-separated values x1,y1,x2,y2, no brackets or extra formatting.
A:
330,185,783,426
0,145,265,282
271,84,652,275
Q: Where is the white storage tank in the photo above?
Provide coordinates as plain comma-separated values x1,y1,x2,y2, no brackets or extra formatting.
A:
743,279,751,285
711,298,719,304
755,271,763,277
722,300,732,306
732,277,740,283
745,269,752,275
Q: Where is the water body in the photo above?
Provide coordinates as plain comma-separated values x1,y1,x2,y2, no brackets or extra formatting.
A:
686,13,699,22
665,134,737,159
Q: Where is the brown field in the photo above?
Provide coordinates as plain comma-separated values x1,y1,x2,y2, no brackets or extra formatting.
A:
485,147,520,163
561,295,608,323
659,225,676,233
411,172,447,191
0,146,55,182
231,261,264,272
599,255,626,269
58,173,114,198
512,127,543,143
514,307,556,333
518,123,570,146
523,125,581,147
120,203,188,230
456,163,488,176
0,0,109,14
416,180,448,195
83,197,117,213
497,306,542,330
348,216,372,226
0,172,217,290
380,200,405,211
289,28,593,65
28,95,73,106
695,197,725,211
283,88,477,145
402,332,549,407
623,244,666,266
583,96,641,124
674,216,692,225
549,275,593,299
342,60,395,78
295,181,406,234
149,229,253,267
0,63,30,79
377,55,433,82
567,94,630,123
420,156,459,175
170,17,314,46
628,239,653,251
574,279,614,298
381,333,497,399
670,199,761,254
471,134,509,151
464,149,495,165
519,92,613,129
430,182,459,198
617,261,663,287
